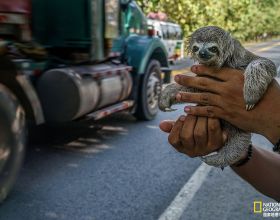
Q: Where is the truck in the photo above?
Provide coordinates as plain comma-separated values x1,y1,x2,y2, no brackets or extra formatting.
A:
147,13,185,83
147,13,185,64
0,0,169,202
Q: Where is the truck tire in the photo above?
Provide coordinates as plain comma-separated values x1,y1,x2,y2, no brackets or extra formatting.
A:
0,84,26,203
134,60,162,120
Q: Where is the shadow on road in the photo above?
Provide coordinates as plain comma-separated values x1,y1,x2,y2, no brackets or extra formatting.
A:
27,112,137,154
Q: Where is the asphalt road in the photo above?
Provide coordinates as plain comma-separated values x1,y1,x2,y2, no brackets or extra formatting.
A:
0,39,280,220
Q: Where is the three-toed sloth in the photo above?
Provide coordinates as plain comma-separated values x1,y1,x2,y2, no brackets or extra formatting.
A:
159,26,277,168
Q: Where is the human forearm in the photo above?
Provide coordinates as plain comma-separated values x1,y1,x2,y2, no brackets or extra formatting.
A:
231,146,280,201
254,81,280,144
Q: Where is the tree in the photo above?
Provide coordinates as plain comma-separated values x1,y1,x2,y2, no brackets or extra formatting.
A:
137,0,280,42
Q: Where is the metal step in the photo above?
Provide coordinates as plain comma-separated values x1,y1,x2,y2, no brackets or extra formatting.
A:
85,100,134,120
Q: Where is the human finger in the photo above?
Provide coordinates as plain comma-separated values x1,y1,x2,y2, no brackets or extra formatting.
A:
207,118,225,151
184,105,225,119
174,74,223,94
159,120,175,133
168,116,185,148
191,65,242,81
193,117,208,150
180,115,197,151
176,92,221,106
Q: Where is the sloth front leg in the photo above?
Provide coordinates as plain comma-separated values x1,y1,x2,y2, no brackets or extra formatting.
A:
244,58,276,110
201,124,251,168
158,83,197,112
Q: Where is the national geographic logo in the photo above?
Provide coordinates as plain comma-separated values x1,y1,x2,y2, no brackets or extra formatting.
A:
253,201,280,218
254,201,262,213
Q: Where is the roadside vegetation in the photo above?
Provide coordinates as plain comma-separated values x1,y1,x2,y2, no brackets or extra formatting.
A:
137,0,280,42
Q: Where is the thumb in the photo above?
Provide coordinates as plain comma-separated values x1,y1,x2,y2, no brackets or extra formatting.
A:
159,120,175,133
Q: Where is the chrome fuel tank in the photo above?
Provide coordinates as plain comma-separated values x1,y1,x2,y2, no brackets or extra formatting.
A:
37,64,132,122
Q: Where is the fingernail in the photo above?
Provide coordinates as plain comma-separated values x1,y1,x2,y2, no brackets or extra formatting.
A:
176,93,181,101
191,65,198,73
184,106,191,113
174,75,180,82
179,115,186,121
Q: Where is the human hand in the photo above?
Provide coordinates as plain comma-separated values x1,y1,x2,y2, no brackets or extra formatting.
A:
159,115,227,157
174,65,280,144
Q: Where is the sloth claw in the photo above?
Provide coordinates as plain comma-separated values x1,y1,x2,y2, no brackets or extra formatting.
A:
245,104,255,111
163,107,177,112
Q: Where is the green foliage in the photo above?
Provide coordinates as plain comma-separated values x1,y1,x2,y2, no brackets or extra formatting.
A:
136,0,280,41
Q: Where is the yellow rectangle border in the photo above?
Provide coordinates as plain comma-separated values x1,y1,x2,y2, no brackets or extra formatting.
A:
254,201,263,213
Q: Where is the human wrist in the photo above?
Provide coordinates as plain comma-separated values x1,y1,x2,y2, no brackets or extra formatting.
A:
252,80,280,144
253,109,280,144
262,125,280,145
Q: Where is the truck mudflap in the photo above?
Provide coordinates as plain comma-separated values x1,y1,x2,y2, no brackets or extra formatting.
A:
15,75,44,124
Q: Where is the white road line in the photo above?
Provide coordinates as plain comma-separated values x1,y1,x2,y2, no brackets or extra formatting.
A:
158,163,212,220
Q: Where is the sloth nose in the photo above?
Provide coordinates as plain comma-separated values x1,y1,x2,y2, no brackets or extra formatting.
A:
199,50,210,60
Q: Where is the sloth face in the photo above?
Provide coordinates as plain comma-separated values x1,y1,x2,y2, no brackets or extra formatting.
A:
188,26,233,67
191,42,220,65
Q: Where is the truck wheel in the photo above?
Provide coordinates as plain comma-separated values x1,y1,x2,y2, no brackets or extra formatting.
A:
134,60,162,120
0,85,26,203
